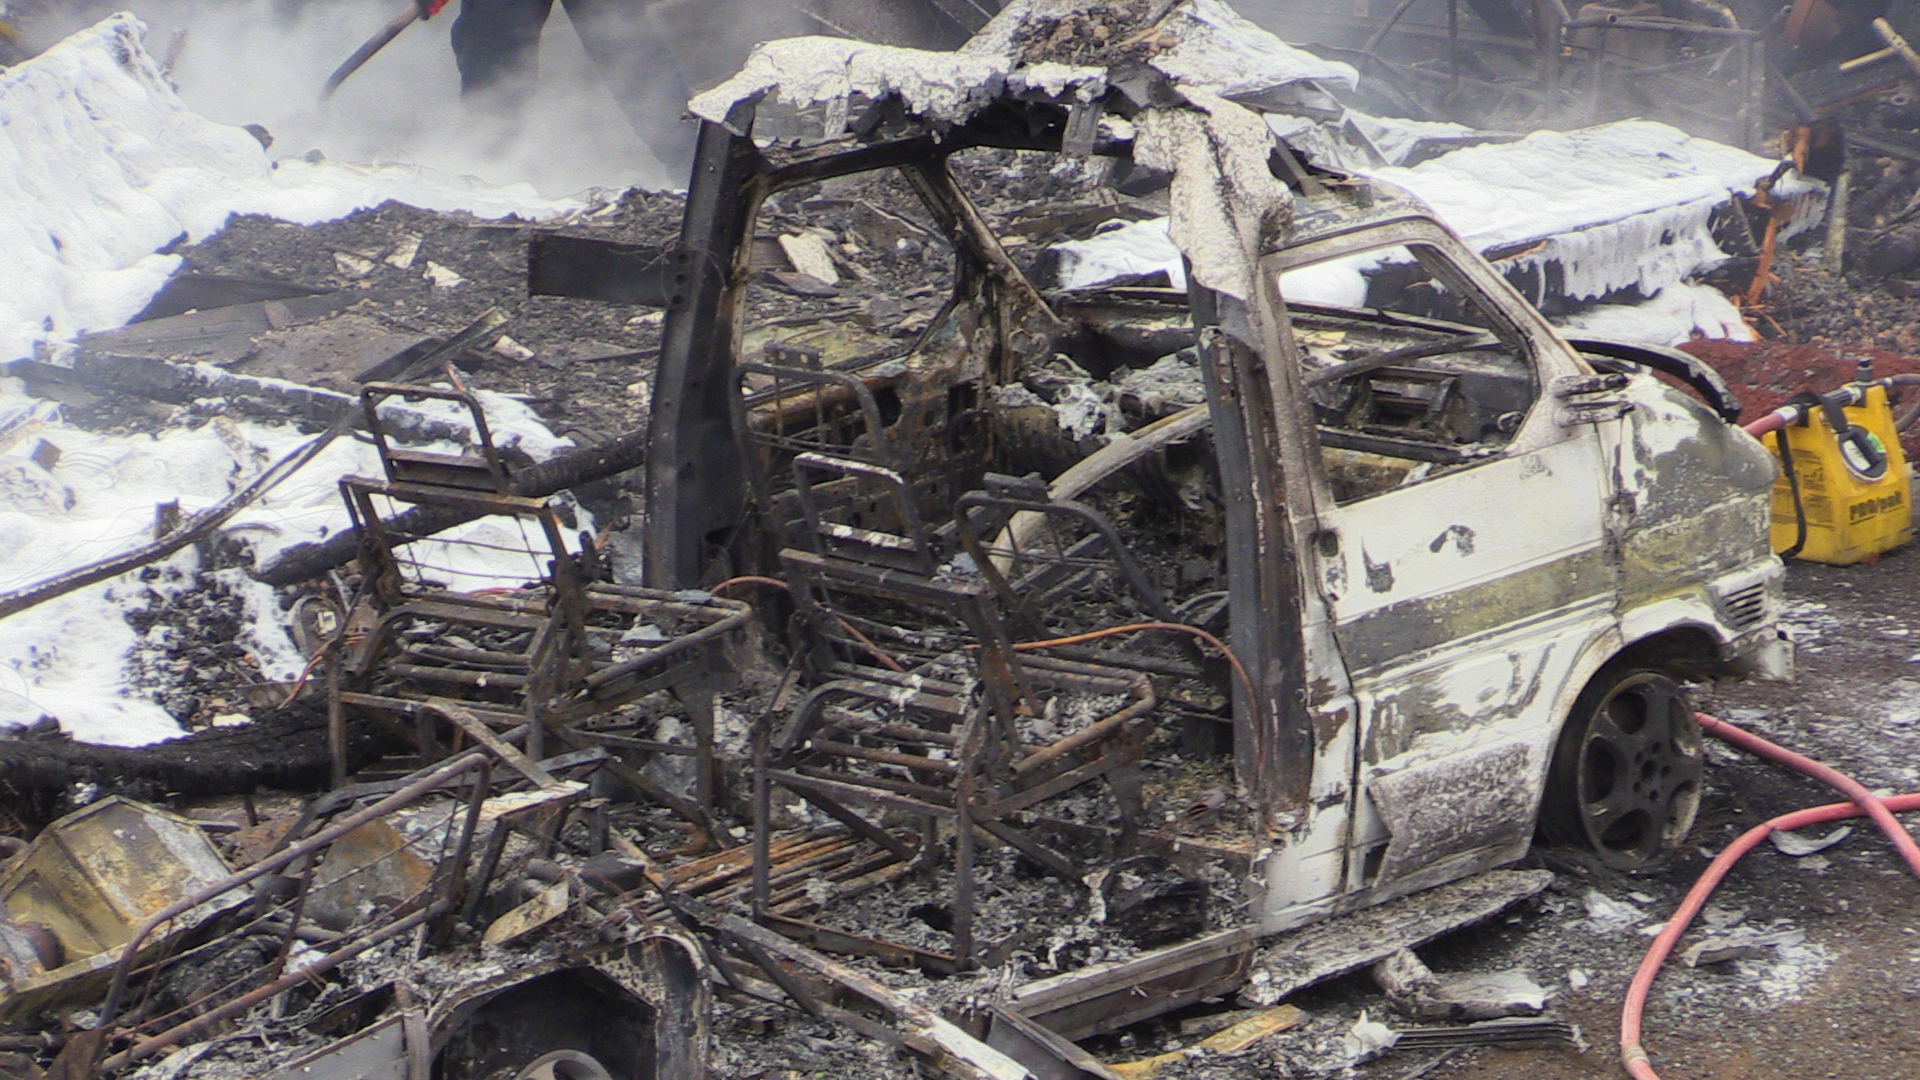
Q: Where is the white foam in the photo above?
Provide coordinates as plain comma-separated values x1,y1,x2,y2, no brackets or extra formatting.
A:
693,0,1354,130
0,15,584,365
1055,218,1181,291
1054,216,1378,307
0,376,581,745
1347,112,1479,167
1367,121,1813,303
1555,281,1753,347
1146,0,1357,98
1059,119,1809,314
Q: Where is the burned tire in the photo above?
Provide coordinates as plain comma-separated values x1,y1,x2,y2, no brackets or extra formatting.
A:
1541,670,1703,869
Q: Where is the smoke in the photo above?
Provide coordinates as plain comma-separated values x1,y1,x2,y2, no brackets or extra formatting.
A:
25,0,700,196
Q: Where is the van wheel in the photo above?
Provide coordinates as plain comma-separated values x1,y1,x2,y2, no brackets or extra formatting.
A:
1541,670,1703,869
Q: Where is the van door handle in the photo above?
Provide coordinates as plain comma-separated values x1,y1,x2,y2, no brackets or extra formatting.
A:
1559,400,1634,424
1552,373,1633,424
1552,373,1630,398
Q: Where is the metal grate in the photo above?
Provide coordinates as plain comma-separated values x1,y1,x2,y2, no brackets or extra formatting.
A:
1716,582,1769,630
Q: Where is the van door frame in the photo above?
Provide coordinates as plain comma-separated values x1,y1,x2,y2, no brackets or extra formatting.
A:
1256,217,1612,906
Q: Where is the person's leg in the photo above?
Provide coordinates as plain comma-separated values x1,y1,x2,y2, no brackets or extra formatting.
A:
558,0,704,179
451,0,555,106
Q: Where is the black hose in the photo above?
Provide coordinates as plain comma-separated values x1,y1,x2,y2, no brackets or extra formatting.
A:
1898,394,1920,433
1775,428,1807,560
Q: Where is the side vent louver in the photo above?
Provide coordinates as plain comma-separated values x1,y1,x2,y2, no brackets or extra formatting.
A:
1716,583,1768,630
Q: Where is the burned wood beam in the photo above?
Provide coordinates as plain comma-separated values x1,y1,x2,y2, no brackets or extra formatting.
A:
0,705,401,826
127,272,329,324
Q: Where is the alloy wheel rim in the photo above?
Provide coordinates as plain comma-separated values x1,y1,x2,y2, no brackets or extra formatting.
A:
1575,674,1703,868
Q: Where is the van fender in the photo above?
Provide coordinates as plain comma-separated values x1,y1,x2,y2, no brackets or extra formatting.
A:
1523,621,1627,820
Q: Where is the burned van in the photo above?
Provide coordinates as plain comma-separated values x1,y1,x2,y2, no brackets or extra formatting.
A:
531,0,1789,1063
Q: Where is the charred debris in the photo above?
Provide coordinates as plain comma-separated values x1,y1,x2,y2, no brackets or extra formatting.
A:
8,0,1920,1078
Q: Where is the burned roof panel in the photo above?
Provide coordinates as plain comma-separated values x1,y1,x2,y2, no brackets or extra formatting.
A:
689,0,1355,132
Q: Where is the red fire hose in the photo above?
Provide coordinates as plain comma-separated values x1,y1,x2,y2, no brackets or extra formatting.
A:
1620,713,1920,1079
1695,713,1920,876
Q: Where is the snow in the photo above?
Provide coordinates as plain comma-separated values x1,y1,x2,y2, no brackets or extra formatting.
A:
0,15,584,366
0,377,583,745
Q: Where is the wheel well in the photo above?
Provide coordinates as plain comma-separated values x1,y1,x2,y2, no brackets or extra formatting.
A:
1608,625,1723,681
1535,626,1718,827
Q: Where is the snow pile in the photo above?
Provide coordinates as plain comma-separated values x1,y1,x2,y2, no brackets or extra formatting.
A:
0,15,583,365
0,378,582,746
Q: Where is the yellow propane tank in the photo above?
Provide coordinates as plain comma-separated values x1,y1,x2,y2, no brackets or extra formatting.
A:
1768,383,1913,564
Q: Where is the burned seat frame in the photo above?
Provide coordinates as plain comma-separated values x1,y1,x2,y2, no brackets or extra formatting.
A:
329,383,749,804
744,452,1162,966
